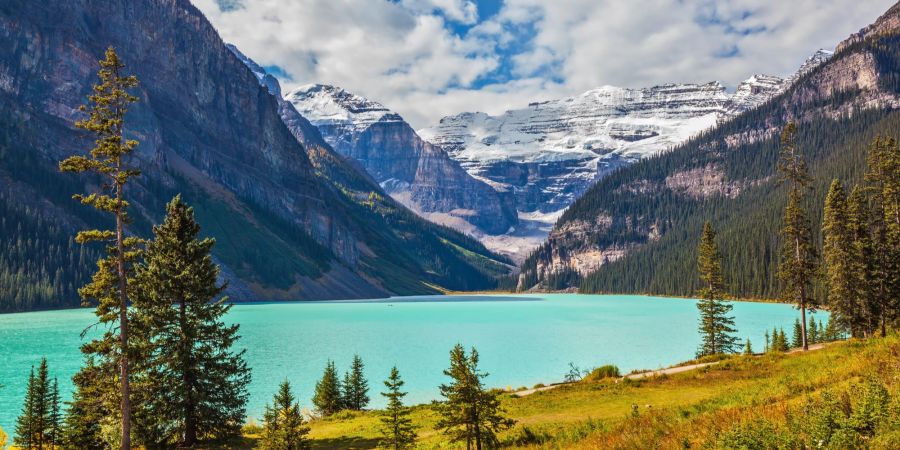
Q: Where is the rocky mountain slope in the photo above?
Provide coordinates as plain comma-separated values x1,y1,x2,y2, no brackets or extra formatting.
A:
517,1,900,295
419,54,834,260
283,84,518,235
0,0,510,311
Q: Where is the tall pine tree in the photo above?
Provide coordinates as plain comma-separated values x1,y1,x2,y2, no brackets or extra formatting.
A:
379,367,417,450
695,222,739,356
847,186,877,336
131,196,251,447
435,344,514,450
259,380,309,450
822,180,860,335
864,136,900,335
776,122,819,350
59,46,141,449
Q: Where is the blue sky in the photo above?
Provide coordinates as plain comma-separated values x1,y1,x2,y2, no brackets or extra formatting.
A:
198,0,895,128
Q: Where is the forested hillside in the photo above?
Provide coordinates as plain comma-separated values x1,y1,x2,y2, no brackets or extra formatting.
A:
519,5,900,298
0,0,510,312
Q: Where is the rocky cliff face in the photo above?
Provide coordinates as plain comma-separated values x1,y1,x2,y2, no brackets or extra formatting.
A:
0,0,509,304
284,84,518,235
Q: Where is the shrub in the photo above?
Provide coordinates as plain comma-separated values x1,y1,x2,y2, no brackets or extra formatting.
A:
718,419,796,449
584,365,621,381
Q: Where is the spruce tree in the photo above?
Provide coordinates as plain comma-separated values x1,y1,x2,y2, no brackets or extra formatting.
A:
130,196,250,446
15,367,36,449
63,362,108,450
313,360,343,416
776,122,819,350
259,381,310,450
435,344,514,450
864,136,900,336
695,222,739,356
808,317,818,345
59,47,141,450
15,359,56,450
764,330,770,353
792,319,803,348
770,326,781,353
48,378,61,448
778,328,789,352
847,186,877,336
343,354,370,411
743,339,753,356
823,179,860,335
379,367,417,450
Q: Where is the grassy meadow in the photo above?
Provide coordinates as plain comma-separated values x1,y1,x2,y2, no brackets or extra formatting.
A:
223,333,900,449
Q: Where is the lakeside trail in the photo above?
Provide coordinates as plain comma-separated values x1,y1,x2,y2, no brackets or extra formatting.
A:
513,343,828,397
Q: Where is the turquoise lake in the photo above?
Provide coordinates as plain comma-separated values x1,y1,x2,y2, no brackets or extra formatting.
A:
0,294,820,432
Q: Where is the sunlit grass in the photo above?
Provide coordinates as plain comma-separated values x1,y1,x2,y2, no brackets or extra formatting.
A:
236,334,898,449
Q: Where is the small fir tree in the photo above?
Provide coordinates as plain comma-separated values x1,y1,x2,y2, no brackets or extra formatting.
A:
313,360,343,416
259,380,310,450
435,344,514,449
743,339,753,355
695,222,739,356
379,367,417,450
15,367,36,450
343,354,370,411
778,328,789,352
808,317,818,344
48,378,61,448
792,319,803,348
764,330,770,353
15,359,57,450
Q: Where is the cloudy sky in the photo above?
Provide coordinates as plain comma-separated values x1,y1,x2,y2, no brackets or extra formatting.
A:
195,0,894,129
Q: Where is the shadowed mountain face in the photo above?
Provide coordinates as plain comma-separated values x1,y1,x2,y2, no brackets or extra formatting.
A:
0,0,510,310
283,84,518,236
517,2,900,295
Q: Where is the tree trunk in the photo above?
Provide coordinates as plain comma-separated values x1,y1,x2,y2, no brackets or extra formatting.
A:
116,196,132,450
794,236,809,351
181,298,197,447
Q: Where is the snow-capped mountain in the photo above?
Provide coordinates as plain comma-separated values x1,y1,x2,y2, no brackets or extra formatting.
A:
418,50,832,260
284,84,518,235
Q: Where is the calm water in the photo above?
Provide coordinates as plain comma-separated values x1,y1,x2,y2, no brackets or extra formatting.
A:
0,294,818,431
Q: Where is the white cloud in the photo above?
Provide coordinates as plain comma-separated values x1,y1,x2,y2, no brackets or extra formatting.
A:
194,0,896,129
400,0,479,24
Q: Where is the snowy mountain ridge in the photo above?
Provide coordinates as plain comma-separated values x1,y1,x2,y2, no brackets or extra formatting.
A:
285,84,403,131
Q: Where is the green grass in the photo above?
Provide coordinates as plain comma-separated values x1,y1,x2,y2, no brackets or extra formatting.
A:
234,333,898,449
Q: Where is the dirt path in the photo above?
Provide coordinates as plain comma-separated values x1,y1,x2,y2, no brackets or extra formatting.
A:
513,343,829,397
512,384,564,397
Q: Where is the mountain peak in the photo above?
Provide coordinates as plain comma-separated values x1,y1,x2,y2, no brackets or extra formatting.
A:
225,44,282,97
284,84,401,128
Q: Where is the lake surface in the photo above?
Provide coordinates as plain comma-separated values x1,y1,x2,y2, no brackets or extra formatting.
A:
0,294,818,432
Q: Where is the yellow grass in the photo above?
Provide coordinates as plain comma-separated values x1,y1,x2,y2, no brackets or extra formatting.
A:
237,333,898,449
